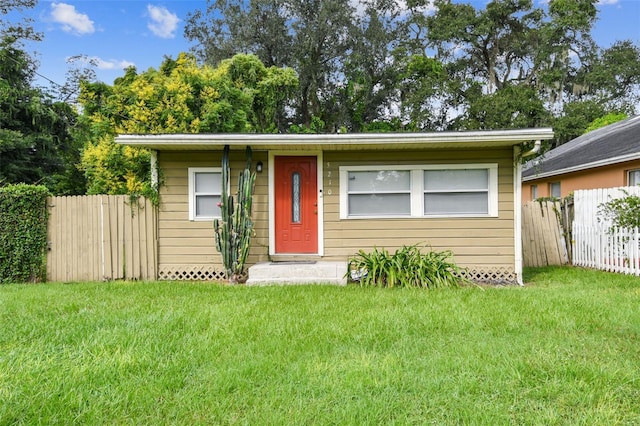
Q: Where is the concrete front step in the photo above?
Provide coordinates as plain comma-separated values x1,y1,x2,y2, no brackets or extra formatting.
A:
246,261,348,285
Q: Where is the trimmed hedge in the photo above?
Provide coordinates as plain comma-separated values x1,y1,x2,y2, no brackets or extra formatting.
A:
0,184,50,283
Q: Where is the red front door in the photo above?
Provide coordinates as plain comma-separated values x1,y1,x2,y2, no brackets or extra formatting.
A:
274,156,318,253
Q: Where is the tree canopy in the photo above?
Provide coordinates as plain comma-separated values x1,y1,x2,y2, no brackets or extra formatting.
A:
0,35,84,193
185,0,640,138
3,0,640,197
78,53,298,195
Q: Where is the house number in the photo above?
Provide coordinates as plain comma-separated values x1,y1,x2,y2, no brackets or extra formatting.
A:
327,189,332,195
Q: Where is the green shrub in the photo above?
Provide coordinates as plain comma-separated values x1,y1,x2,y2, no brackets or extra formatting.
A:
346,243,468,288
598,190,640,229
0,184,50,283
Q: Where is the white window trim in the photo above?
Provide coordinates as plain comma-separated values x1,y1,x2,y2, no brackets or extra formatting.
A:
339,164,498,219
628,169,640,186
188,167,222,221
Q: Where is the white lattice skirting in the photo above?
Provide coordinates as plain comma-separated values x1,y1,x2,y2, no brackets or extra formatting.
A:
461,267,517,284
159,264,517,285
158,265,228,281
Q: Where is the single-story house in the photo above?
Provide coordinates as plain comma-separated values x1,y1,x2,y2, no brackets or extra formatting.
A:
116,129,553,285
522,115,640,202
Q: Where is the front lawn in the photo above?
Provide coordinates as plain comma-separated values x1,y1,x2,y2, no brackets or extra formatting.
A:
1,267,639,424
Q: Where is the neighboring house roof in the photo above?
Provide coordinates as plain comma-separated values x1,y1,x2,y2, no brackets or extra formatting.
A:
522,115,640,181
116,128,554,152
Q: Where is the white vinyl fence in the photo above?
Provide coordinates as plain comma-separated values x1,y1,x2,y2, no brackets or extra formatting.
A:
573,224,640,275
573,186,640,226
572,187,640,276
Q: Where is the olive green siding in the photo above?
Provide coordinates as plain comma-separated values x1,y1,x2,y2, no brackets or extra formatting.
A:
157,150,270,279
320,148,515,270
156,147,516,280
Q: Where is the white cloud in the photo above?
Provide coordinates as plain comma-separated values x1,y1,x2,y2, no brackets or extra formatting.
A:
50,3,95,35
71,55,135,71
146,5,180,39
95,58,136,71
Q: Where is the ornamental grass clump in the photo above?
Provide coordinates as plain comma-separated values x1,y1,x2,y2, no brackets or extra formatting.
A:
347,243,467,288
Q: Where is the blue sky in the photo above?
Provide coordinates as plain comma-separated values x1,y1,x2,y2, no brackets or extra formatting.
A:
7,0,640,91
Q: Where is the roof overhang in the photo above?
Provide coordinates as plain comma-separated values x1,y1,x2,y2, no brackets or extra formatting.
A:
522,152,640,182
116,128,554,151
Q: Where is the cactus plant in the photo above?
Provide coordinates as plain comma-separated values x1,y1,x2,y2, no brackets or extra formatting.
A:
214,145,256,283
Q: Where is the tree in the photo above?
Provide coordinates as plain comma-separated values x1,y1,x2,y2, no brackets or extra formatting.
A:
550,100,606,146
185,0,295,130
184,0,640,135
337,1,408,131
402,0,640,143
185,0,358,130
578,41,640,111
0,36,84,193
461,84,550,130
1,0,41,43
185,0,292,68
582,112,627,135
411,0,600,131
78,53,297,195
0,1,86,194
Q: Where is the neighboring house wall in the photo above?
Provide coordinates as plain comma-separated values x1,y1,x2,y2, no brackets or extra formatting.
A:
157,147,517,282
522,159,640,202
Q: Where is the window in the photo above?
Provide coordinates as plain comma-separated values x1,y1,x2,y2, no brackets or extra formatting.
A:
346,170,411,216
188,167,222,220
340,164,498,219
423,169,489,215
628,169,640,186
292,172,301,223
549,182,561,198
531,185,538,200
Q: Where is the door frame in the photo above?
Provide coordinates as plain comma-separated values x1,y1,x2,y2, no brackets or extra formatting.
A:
268,151,324,256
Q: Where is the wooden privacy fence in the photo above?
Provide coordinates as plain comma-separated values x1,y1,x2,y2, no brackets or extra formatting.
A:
522,200,569,267
47,195,157,282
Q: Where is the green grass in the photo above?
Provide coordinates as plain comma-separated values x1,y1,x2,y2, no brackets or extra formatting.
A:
1,266,639,425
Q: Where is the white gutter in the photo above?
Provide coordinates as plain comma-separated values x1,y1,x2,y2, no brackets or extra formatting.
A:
521,139,542,159
514,140,542,285
150,150,158,188
116,128,555,147
514,146,524,285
